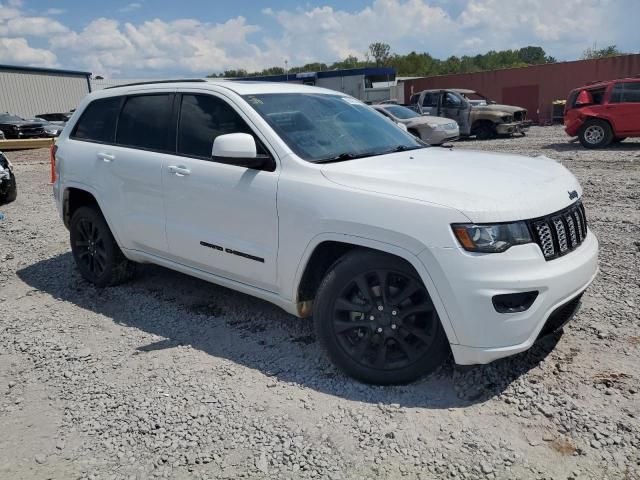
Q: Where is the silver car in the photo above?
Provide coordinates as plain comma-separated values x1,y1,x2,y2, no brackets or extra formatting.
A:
372,104,459,145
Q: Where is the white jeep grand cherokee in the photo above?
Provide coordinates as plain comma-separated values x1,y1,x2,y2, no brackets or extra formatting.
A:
53,80,598,384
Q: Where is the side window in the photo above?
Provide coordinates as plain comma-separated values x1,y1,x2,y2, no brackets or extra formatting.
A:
610,83,624,103
422,93,438,107
71,97,121,143
444,92,462,108
622,82,640,103
116,94,173,151
178,94,256,158
589,88,606,105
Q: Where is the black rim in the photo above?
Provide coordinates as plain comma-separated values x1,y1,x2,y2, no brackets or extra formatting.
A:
332,269,437,371
74,218,107,276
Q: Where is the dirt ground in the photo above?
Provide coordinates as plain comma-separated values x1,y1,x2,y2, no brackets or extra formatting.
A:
0,126,639,480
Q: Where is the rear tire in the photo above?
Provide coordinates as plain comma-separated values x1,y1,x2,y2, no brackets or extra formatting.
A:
313,250,449,385
578,119,613,149
70,206,136,287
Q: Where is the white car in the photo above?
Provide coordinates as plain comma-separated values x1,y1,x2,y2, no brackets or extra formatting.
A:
53,80,598,385
372,104,459,145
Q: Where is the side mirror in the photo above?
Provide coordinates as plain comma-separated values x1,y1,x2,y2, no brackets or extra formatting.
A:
212,133,272,170
575,89,593,106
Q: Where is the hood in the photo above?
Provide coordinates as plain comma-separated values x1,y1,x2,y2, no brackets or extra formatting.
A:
404,115,453,128
472,104,525,114
320,148,581,223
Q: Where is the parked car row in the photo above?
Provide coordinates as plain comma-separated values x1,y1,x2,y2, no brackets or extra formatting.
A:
0,111,72,139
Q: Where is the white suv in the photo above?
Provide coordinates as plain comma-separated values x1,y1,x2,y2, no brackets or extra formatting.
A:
53,80,598,384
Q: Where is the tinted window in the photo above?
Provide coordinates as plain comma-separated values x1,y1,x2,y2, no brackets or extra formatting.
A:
622,82,640,103
116,94,172,151
422,93,438,107
610,84,624,103
178,94,254,158
72,97,121,143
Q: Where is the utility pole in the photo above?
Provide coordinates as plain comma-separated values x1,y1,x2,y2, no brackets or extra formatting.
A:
285,59,288,81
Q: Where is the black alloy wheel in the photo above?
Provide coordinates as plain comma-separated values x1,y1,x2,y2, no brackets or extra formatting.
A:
314,250,449,385
70,206,135,287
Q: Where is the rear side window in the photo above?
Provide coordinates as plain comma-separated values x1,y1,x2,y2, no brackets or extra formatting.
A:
72,97,121,143
611,82,640,103
177,94,255,158
116,94,173,151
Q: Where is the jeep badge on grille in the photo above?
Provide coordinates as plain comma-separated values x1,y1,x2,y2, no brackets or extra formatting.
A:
568,190,578,200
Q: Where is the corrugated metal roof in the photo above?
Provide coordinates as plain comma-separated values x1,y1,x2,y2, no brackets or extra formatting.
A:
0,64,91,77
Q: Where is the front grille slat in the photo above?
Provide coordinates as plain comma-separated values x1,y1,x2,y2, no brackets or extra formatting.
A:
529,200,588,261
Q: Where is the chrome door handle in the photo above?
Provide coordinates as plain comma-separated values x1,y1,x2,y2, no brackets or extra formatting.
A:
168,165,191,176
97,152,115,163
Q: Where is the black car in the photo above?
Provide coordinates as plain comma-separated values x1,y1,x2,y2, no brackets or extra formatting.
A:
36,112,72,124
0,113,45,139
0,151,17,206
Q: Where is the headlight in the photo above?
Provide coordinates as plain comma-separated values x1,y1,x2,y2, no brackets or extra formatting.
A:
451,222,532,253
435,123,458,131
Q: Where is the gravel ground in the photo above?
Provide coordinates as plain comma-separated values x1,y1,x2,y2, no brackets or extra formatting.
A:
0,126,639,480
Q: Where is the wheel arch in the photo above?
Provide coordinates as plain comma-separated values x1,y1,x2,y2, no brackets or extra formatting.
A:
292,233,459,344
62,184,123,247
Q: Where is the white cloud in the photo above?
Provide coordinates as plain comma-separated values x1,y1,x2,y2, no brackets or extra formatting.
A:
0,37,57,66
3,16,68,36
119,2,142,13
49,16,265,76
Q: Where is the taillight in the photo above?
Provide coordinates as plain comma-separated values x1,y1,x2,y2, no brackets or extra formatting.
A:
50,144,58,184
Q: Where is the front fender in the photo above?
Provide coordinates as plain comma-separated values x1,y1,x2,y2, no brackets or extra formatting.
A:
291,232,460,344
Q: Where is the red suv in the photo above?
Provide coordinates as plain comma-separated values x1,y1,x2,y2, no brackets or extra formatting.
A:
564,77,640,148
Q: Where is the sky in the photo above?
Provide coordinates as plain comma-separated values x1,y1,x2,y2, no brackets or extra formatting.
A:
0,0,638,78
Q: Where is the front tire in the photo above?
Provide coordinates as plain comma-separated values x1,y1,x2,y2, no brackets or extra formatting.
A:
313,250,449,385
475,123,496,140
70,206,136,287
579,119,613,148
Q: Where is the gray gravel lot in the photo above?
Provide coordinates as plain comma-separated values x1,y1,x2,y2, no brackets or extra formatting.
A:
0,126,639,480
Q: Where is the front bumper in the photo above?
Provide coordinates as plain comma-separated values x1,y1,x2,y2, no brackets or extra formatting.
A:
496,120,531,135
419,230,598,365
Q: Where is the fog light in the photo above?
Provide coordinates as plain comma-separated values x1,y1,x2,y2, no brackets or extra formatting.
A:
492,291,538,313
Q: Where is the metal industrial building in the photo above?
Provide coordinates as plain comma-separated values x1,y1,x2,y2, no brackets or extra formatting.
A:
0,64,92,118
237,67,397,103
401,54,640,124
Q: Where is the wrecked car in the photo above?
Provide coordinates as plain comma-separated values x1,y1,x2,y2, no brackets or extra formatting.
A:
409,89,531,139
372,104,459,145
564,77,640,148
0,151,17,206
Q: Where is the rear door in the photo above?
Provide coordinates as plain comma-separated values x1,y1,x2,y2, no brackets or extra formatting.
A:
608,81,640,134
66,93,171,254
162,91,279,290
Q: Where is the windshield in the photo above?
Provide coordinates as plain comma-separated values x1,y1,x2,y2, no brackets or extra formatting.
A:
382,105,421,120
0,114,25,122
243,93,424,162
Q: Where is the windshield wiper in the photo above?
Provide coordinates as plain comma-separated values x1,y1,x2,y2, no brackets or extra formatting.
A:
313,152,373,164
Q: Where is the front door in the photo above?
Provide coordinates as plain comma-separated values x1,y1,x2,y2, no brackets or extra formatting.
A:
441,92,470,135
163,92,279,290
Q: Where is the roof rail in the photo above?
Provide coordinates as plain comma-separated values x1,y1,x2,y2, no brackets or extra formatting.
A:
104,79,208,89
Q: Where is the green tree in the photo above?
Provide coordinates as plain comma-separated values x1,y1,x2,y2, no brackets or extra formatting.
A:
368,42,391,67
517,46,547,64
582,45,625,59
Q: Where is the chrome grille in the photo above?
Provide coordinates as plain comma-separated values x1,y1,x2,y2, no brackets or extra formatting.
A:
529,201,588,260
